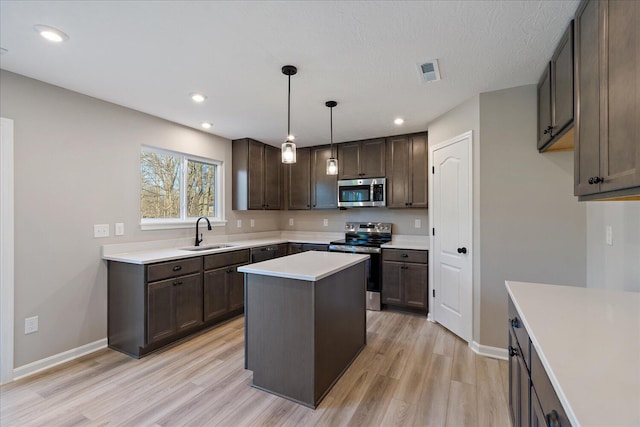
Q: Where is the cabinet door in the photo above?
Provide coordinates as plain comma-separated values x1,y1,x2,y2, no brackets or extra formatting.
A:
403,263,428,309
552,21,574,136
508,330,529,427
409,133,428,208
204,268,228,321
386,135,410,207
228,265,246,311
248,140,266,209
337,142,361,179
147,279,176,344
530,391,546,427
599,0,640,193
288,243,304,254
381,261,403,305
174,273,203,332
311,146,338,209
537,63,553,150
361,138,386,178
263,144,282,209
286,147,311,210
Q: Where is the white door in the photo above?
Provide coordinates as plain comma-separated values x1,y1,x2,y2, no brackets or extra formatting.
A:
430,131,472,342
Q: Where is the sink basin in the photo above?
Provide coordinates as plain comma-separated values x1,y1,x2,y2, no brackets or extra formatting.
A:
182,244,234,252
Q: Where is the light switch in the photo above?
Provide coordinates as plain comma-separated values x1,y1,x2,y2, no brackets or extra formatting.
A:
250,219,255,228
606,225,613,246
289,218,294,226
115,223,124,236
237,219,242,228
94,224,109,238
25,316,38,334
415,219,422,228
323,219,329,227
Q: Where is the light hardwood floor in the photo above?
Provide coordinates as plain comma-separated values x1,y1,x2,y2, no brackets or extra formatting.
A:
0,310,511,426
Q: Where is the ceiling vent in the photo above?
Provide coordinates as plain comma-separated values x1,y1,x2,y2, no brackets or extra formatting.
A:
418,59,441,83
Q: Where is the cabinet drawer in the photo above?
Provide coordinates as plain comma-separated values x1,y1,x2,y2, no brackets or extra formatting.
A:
531,345,571,427
148,257,201,282
508,297,530,370
383,249,427,264
204,249,250,270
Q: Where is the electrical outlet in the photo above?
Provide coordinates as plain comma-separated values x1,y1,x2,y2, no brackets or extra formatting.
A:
606,225,613,246
323,219,329,227
250,219,255,228
415,219,422,228
25,316,38,334
115,223,124,236
94,224,109,238
289,218,294,226
237,219,242,228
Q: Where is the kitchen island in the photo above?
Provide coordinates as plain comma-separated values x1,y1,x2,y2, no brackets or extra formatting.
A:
239,251,369,408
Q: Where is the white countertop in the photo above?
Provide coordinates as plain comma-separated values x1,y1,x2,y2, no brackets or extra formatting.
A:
381,236,429,250
505,281,640,427
238,251,369,282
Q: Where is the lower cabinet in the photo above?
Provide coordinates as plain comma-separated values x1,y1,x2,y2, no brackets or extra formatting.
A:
203,249,250,321
288,242,329,254
382,249,428,312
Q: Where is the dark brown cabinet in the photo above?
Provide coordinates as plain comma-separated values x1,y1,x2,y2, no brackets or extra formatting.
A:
538,21,575,152
382,249,428,312
337,138,386,179
310,145,338,209
203,249,250,322
232,138,282,210
575,0,640,200
285,147,311,210
287,242,329,254
386,133,428,208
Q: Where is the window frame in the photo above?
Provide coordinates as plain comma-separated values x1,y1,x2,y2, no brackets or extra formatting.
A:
140,145,225,230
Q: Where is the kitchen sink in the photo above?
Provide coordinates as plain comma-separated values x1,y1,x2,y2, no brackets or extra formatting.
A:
182,244,235,251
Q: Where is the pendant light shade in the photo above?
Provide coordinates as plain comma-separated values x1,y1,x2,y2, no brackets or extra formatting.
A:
326,100,338,175
281,65,297,164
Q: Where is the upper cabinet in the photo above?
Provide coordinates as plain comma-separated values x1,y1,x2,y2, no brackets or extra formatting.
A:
574,0,640,200
285,147,311,210
386,133,428,208
232,138,282,210
310,145,338,209
538,21,575,152
337,138,386,179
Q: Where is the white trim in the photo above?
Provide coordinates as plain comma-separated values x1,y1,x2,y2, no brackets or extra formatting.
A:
140,219,227,231
0,117,15,385
12,338,107,381
469,341,508,360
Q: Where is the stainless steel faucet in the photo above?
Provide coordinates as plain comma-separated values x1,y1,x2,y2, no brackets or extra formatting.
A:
195,216,212,246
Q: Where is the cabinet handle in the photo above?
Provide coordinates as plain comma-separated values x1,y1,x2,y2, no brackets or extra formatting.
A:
592,176,603,184
401,253,409,258
227,268,234,273
173,280,183,286
546,410,561,427
172,265,182,272
510,317,520,328
543,125,554,135
508,345,519,357
457,247,467,254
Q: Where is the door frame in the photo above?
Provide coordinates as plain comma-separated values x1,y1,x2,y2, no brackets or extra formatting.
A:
428,130,474,342
1,117,15,384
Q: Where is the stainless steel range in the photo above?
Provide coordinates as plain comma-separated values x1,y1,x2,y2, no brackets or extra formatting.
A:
329,222,392,311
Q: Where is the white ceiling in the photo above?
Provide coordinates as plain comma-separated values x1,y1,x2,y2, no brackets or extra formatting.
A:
0,0,579,147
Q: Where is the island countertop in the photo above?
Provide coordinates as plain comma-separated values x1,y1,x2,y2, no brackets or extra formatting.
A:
505,281,640,427
238,251,369,282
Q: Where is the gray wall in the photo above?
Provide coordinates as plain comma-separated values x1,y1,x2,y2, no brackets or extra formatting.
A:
428,86,587,349
586,201,640,292
0,71,284,367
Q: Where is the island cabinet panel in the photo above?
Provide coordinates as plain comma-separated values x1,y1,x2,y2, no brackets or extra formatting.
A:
382,248,428,312
337,138,386,179
531,346,571,427
575,0,640,200
386,133,428,208
310,145,338,209
233,138,282,210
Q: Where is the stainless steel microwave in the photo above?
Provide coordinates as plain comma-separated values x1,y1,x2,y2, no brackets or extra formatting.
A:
337,178,386,207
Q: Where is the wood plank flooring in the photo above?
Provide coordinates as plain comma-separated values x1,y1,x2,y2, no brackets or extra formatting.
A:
1,310,510,426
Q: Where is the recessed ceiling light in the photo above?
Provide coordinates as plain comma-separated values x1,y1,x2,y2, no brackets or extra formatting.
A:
394,118,404,125
190,93,207,103
201,122,213,129
34,25,69,43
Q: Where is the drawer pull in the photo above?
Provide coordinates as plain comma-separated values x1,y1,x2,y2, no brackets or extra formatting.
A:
508,345,519,357
173,281,183,286
510,317,520,328
172,265,182,272
401,253,409,258
546,410,560,427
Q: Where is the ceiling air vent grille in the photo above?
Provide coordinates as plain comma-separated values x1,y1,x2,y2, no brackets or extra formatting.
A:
418,59,441,83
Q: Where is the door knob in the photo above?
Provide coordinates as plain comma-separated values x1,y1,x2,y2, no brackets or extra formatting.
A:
457,247,467,254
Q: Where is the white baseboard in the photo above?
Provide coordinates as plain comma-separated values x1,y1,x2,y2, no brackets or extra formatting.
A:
13,338,107,381
469,341,508,360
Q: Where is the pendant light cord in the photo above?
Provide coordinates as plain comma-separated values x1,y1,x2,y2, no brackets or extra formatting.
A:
330,106,334,157
287,75,291,138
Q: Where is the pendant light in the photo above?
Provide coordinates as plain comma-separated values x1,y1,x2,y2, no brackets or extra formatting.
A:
326,100,338,175
281,65,297,164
